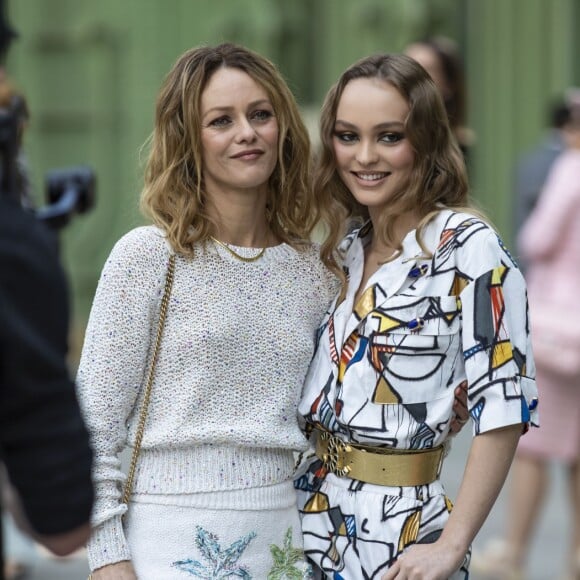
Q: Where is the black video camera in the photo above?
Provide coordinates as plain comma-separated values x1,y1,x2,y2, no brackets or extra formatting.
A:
0,92,96,230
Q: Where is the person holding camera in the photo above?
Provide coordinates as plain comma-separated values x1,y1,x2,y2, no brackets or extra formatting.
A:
0,195,94,580
0,3,94,573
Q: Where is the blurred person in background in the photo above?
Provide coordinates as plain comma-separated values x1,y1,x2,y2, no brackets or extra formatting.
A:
0,1,94,578
472,92,580,580
512,97,571,271
405,36,475,164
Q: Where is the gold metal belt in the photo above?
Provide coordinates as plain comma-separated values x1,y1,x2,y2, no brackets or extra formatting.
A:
314,429,445,486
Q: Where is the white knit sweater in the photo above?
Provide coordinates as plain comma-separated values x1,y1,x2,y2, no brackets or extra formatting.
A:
77,226,336,570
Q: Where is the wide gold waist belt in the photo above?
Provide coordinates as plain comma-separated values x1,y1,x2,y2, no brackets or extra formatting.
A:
314,429,445,486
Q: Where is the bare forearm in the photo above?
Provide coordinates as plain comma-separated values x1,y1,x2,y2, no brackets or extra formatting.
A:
439,424,522,556
382,424,522,579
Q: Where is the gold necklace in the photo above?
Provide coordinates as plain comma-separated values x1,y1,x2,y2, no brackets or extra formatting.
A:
210,236,266,263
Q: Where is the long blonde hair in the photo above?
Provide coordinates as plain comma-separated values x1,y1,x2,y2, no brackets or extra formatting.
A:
316,53,477,286
140,43,314,255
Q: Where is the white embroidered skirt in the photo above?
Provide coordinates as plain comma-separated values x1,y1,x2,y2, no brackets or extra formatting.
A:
125,480,312,579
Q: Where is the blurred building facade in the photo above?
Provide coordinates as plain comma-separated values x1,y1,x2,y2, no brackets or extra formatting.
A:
6,0,580,332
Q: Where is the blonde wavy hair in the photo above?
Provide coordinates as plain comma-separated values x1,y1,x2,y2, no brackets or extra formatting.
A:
140,43,314,255
316,53,483,288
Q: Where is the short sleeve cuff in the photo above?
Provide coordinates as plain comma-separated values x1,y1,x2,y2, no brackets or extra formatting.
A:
471,375,539,436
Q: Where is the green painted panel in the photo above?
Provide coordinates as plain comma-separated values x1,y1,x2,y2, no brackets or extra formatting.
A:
465,0,576,247
310,0,456,101
6,0,577,346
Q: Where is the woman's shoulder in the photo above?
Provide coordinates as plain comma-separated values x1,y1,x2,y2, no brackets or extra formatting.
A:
544,149,580,195
432,209,519,275
110,225,168,257
435,208,491,231
431,208,497,246
295,240,327,269
104,225,170,275
296,241,340,292
113,224,167,250
336,220,370,259
554,148,580,171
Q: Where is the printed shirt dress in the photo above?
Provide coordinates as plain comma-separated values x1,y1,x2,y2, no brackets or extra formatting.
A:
294,210,539,579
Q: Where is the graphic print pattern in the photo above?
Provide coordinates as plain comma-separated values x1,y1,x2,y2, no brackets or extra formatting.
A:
295,210,538,579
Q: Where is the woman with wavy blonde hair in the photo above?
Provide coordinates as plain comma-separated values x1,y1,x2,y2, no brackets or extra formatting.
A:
294,53,538,579
141,43,316,253
77,43,335,580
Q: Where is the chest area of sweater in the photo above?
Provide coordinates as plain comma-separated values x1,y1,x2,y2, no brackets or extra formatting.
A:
161,260,326,349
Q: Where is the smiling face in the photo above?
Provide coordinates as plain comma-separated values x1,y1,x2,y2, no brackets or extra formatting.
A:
333,77,415,216
200,66,279,200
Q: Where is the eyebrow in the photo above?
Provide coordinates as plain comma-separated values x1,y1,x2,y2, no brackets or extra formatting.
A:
334,120,405,130
202,99,272,120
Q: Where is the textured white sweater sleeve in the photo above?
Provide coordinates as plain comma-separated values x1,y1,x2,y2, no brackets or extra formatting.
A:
77,227,168,570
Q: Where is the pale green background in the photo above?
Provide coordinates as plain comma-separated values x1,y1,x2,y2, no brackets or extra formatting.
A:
6,0,580,341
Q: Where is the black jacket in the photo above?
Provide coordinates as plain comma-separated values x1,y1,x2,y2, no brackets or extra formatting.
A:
0,197,93,572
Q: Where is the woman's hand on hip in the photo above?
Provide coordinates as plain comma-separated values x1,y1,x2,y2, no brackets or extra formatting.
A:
91,560,137,580
381,541,465,580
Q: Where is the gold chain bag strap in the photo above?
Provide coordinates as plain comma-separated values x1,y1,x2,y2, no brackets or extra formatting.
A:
122,252,176,507
87,254,175,580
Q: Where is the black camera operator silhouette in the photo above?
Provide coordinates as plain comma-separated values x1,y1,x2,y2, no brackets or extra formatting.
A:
0,1,96,228
0,2,95,572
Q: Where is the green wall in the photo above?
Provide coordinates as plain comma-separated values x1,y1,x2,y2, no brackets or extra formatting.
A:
465,0,578,239
6,0,579,344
